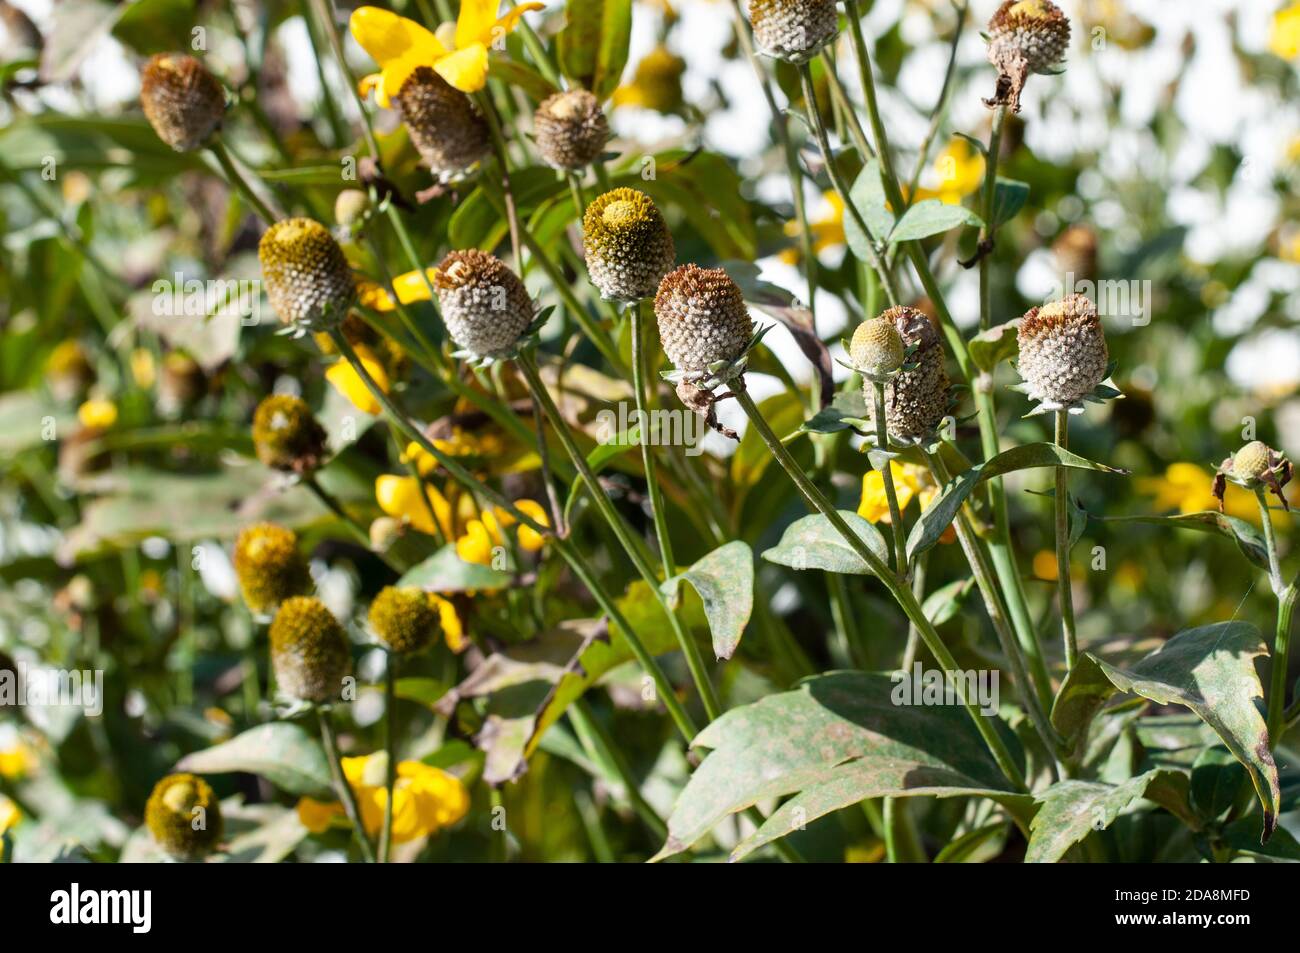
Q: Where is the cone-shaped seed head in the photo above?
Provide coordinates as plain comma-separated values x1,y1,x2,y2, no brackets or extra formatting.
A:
369,585,440,655
748,0,839,63
850,317,906,376
145,773,223,859
583,188,675,302
252,394,328,474
233,522,312,613
986,0,1070,110
654,265,753,373
534,88,610,170
865,307,950,441
1017,293,1108,407
434,249,534,360
140,53,226,152
269,596,351,703
392,67,490,178
258,218,355,330
1233,441,1273,483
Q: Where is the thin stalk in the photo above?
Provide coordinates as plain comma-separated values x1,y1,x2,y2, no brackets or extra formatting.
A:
570,698,668,840
632,299,677,575
317,707,376,862
844,1,900,193
732,382,1026,791
477,93,523,272
308,0,381,158
870,380,907,576
208,137,278,223
298,0,349,147
902,554,928,670
1261,490,1294,745
822,54,874,163
379,655,397,863
1054,410,1077,669
902,2,971,203
977,105,1007,332
517,351,722,722
326,328,698,741
302,474,392,565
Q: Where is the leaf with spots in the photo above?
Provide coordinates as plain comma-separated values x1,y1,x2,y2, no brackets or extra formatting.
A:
661,541,753,660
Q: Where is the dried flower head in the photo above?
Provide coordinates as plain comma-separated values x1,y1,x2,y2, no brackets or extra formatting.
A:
252,394,328,475
392,66,490,179
583,188,676,302
1016,293,1108,411
258,218,356,330
145,773,223,860
534,88,609,170
748,0,839,64
985,0,1071,112
140,53,226,152
865,307,950,442
654,265,753,374
433,249,534,361
269,596,351,704
849,317,906,378
369,586,440,655
1214,441,1292,512
233,522,312,614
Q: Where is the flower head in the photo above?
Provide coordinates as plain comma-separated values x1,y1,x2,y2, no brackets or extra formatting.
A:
534,88,610,170
392,67,490,178
233,522,312,614
654,265,753,375
1214,441,1292,512
864,307,950,443
1016,293,1108,412
269,596,351,704
77,398,117,431
984,0,1071,112
748,0,839,64
849,316,905,379
258,218,356,330
145,773,223,860
583,188,676,302
252,394,328,474
433,249,535,361
297,755,469,844
369,586,440,655
140,53,226,152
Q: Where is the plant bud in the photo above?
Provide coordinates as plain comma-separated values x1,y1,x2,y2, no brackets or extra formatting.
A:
252,394,328,475
583,188,675,302
392,67,490,179
654,265,753,373
258,218,356,330
748,0,839,64
985,0,1071,112
145,773,222,860
1233,442,1273,483
334,189,371,230
865,307,950,442
233,522,312,614
849,317,906,377
433,249,534,360
269,596,351,704
140,53,226,152
1016,293,1108,409
534,88,609,170
369,586,439,655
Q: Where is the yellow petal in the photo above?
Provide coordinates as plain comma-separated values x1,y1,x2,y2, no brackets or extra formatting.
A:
434,43,489,92
78,398,118,430
493,3,545,40
391,268,439,305
457,519,495,565
455,0,499,48
296,797,342,834
514,499,549,551
350,6,445,65
376,475,453,537
429,594,467,651
325,344,389,415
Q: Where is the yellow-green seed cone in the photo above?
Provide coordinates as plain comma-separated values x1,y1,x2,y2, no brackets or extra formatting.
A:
233,522,312,614
369,586,440,655
583,188,675,302
433,249,534,360
1233,441,1273,483
145,773,223,860
864,307,950,441
654,264,753,373
252,394,327,474
850,317,905,377
258,218,356,330
140,53,226,152
269,596,351,704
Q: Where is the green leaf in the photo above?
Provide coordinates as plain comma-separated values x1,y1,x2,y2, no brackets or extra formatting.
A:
175,723,332,798
922,577,976,627
991,177,1030,228
761,510,889,576
801,389,870,434
1091,511,1270,571
397,544,514,594
1050,621,1279,841
0,392,75,456
392,677,448,708
841,160,895,261
661,541,753,660
907,443,1126,560
39,0,127,84
1026,770,1189,863
888,200,983,244
1190,746,1247,823
450,167,568,249
112,0,197,56
652,672,1029,861
487,55,561,102
557,0,633,101
933,822,1008,863
967,319,1020,372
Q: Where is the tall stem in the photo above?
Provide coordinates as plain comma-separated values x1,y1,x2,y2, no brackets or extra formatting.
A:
870,380,907,577
317,707,376,862
570,698,668,840
632,300,677,576
1260,490,1294,746
208,138,278,224
378,655,397,863
303,474,391,564
731,383,1026,791
1054,410,1077,669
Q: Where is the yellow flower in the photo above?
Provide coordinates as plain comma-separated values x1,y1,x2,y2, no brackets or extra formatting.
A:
350,1,544,102
429,593,467,651
375,474,455,537
780,192,845,264
909,139,985,206
325,343,390,415
455,499,549,565
357,268,440,312
1270,2,1300,59
297,755,469,844
0,795,19,852
859,462,924,523
131,348,157,389
77,398,117,430
1136,462,1267,522
1032,549,1058,581
0,740,36,780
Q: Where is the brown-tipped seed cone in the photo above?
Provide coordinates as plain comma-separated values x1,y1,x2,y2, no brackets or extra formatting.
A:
369,586,439,655
583,188,675,302
1233,441,1272,483
433,249,534,360
140,53,226,152
1017,293,1108,408
1051,223,1098,284
985,0,1070,111
392,67,490,178
534,88,609,170
233,522,312,614
258,218,356,330
654,265,753,373
748,0,839,63
145,773,223,860
850,317,906,377
252,394,328,474
865,307,950,441
269,596,351,703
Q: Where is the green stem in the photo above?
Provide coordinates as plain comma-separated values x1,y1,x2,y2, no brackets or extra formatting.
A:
379,655,397,863
1261,490,1294,746
303,474,392,566
632,300,677,576
308,0,381,158
208,137,278,224
517,351,722,723
317,707,376,862
1054,410,1077,669
570,698,668,840
870,380,907,577
732,382,1026,791
902,2,970,205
